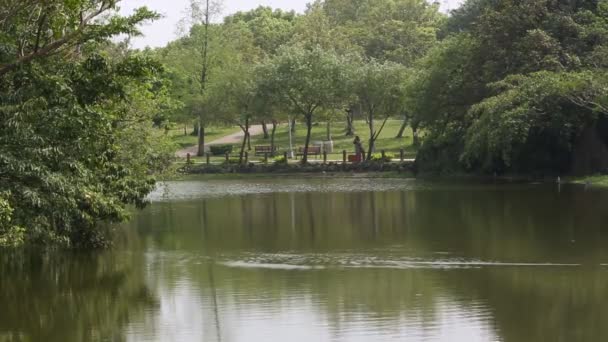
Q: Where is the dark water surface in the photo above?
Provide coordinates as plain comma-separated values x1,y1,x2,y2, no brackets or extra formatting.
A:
2,178,608,342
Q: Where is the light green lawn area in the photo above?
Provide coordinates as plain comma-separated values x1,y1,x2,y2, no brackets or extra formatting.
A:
168,125,240,149
570,175,608,187
250,120,417,158
174,120,418,163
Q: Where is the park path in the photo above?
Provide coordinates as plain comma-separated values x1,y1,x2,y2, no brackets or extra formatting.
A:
176,125,264,157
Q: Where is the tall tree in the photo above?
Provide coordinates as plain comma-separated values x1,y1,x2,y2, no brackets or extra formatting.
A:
353,60,408,159
0,1,172,247
259,46,350,163
411,0,608,174
178,0,223,156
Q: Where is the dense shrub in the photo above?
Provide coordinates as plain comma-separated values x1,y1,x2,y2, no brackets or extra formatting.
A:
210,144,233,156
274,156,288,164
370,152,395,163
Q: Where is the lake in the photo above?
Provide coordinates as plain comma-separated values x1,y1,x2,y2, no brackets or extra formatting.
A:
2,177,608,342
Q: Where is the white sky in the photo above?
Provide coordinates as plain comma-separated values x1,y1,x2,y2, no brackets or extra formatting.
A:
119,0,463,49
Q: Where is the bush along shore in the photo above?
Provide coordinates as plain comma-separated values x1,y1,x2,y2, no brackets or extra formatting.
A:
180,160,416,175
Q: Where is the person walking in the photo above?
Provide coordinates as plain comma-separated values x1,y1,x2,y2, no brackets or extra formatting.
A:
353,135,365,162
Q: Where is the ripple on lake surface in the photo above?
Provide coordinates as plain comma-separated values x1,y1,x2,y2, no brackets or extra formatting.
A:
4,178,608,341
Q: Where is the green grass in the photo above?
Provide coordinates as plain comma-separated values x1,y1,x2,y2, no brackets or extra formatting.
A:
570,175,608,187
168,125,240,149
250,120,417,158
171,120,418,163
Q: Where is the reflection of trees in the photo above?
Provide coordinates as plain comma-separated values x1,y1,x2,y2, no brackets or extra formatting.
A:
123,183,608,341
127,191,417,253
0,250,156,342
406,185,608,262
206,265,443,327
448,268,608,342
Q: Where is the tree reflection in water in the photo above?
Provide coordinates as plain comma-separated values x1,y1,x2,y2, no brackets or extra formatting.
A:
0,249,156,342
4,181,608,341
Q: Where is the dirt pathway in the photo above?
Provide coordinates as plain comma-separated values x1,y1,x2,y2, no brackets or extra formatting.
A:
176,125,264,157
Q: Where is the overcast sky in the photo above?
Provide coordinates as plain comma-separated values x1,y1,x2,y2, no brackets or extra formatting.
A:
119,0,463,49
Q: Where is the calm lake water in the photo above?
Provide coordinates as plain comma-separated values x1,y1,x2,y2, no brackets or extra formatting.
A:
2,178,608,342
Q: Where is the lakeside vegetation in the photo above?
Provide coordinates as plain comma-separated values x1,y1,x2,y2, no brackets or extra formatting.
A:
1,0,607,247
169,125,239,149
248,120,416,156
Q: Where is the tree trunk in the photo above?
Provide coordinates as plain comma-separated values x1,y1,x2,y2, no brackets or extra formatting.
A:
291,117,296,133
197,119,205,157
239,117,249,164
302,114,313,164
247,129,252,150
412,125,420,147
345,110,355,136
396,116,408,138
270,120,278,156
262,121,269,139
326,121,332,141
366,112,375,160
184,124,187,136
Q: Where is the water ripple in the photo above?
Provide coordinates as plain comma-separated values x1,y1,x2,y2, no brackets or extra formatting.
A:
218,252,580,270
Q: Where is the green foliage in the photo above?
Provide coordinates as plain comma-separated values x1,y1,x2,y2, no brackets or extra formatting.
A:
352,59,410,157
224,6,296,56
0,194,24,247
210,144,234,156
258,45,351,162
411,0,608,175
273,155,288,164
0,2,173,247
223,157,241,165
370,152,395,163
462,71,608,173
322,0,444,65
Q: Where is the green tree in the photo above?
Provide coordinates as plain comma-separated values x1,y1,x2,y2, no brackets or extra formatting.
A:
0,1,173,247
411,0,608,174
177,0,224,156
462,71,608,174
258,46,350,163
224,6,297,57
352,60,409,159
322,0,444,66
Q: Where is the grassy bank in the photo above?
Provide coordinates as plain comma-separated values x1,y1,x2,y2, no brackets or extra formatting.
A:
570,175,608,187
168,171,416,181
168,125,240,149
249,120,417,156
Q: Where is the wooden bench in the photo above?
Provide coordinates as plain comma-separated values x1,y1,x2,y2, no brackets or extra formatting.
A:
296,146,322,159
254,145,277,156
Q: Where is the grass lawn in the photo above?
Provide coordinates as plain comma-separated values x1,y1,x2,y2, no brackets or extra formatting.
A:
172,120,418,164
250,119,417,158
570,175,608,187
168,125,240,149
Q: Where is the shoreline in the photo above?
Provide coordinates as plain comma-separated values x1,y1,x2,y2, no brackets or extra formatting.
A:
164,162,608,188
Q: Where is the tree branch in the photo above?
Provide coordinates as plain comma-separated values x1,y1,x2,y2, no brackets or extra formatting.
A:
0,1,113,77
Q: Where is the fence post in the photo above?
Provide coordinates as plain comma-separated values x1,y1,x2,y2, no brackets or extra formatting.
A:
381,150,386,161
400,149,404,162
343,150,347,164
264,152,268,164
186,153,191,164
225,152,229,162
245,152,249,164
323,151,327,164
284,151,288,161
206,153,210,165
